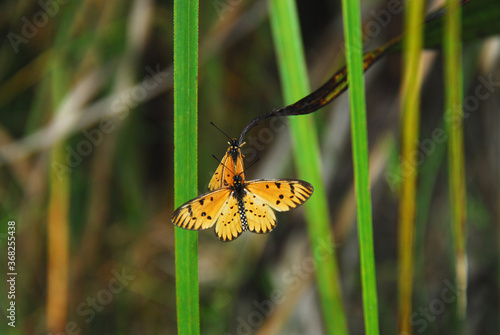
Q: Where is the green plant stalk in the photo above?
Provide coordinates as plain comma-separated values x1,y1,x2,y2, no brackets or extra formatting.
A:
268,1,348,334
173,0,200,334
444,0,467,319
47,144,70,333
339,0,380,333
46,3,82,330
398,0,425,334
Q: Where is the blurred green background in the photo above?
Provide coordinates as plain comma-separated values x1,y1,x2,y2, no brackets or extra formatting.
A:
1,0,499,334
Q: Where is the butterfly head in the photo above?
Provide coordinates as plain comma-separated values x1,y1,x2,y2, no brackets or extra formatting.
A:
233,174,243,185
228,138,245,151
228,138,239,150
228,138,245,160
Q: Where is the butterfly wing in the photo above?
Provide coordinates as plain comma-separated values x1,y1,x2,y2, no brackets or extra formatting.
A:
171,187,245,242
208,151,232,191
214,194,243,242
208,140,245,191
234,150,245,181
171,188,232,230
242,190,277,233
244,179,314,212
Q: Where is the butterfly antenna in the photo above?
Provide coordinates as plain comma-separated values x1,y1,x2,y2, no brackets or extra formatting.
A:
242,158,260,175
210,122,232,141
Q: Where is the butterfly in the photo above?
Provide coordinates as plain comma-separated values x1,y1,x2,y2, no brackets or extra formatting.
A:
208,138,245,191
172,173,314,242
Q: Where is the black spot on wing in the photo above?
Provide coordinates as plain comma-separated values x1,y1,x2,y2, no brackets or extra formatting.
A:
275,182,281,189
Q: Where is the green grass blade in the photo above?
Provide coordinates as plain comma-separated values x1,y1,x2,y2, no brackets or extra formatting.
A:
268,1,348,334
173,0,200,334
47,77,70,333
46,3,82,330
444,0,467,319
423,0,500,49
339,0,380,333
397,0,426,334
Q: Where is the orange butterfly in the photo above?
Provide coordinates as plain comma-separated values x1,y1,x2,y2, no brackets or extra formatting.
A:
172,173,314,241
208,138,245,191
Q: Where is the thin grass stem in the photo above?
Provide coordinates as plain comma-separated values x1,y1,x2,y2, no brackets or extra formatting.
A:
173,0,200,333
397,1,426,333
444,0,467,320
339,0,380,333
268,0,348,334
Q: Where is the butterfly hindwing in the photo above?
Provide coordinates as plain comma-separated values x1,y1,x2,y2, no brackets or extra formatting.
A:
242,190,277,234
208,139,245,191
214,194,243,242
245,179,314,212
171,188,232,230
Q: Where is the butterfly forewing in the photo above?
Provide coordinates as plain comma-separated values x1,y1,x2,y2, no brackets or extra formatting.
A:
243,191,277,233
245,179,314,212
208,140,245,191
171,188,232,230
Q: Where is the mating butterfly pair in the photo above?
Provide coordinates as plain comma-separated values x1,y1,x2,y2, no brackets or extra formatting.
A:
171,139,314,241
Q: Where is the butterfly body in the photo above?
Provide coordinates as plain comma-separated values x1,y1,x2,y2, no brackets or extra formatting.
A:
232,175,249,231
172,174,313,242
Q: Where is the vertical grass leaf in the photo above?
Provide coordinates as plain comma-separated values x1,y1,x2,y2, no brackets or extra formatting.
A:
339,0,380,333
173,0,200,334
444,0,467,320
268,0,348,334
397,0,426,333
